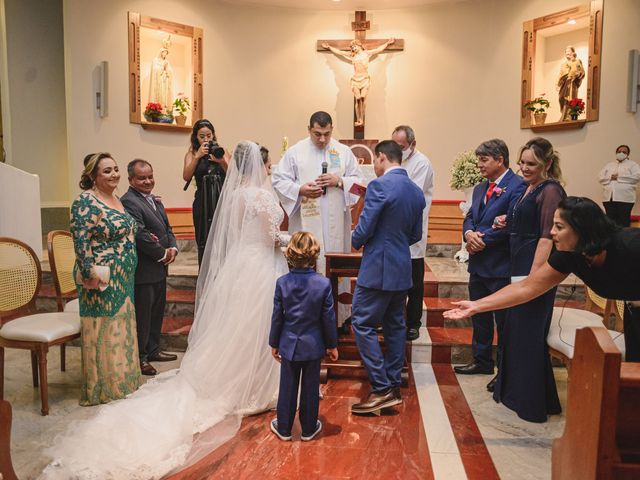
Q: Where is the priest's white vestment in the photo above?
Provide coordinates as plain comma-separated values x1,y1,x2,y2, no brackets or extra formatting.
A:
272,137,362,323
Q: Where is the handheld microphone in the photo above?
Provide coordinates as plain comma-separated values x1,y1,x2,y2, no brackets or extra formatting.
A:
321,161,328,195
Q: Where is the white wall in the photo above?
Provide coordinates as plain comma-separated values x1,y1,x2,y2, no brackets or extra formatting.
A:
3,0,69,206
58,0,640,210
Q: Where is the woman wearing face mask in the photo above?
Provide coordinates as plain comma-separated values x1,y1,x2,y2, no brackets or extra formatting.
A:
598,145,640,227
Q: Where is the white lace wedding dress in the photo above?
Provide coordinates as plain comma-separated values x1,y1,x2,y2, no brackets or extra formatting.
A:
41,142,289,479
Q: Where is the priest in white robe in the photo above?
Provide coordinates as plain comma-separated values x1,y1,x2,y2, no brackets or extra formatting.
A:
272,111,362,324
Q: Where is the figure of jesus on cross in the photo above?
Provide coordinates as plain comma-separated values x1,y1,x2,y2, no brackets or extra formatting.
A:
318,11,403,138
321,38,395,127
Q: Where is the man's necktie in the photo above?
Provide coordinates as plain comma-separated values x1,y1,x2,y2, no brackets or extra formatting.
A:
485,182,496,203
145,195,157,210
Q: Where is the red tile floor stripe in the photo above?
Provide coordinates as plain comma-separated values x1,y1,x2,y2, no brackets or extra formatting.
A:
431,364,500,480
167,376,434,480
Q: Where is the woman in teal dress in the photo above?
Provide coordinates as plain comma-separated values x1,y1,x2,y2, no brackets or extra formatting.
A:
70,152,140,405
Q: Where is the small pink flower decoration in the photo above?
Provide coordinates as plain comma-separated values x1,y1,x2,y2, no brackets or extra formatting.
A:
494,186,506,197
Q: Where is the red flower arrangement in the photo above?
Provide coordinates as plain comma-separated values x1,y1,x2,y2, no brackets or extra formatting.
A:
567,98,585,116
144,102,163,119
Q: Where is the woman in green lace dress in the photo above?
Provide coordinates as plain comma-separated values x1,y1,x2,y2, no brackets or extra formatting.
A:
70,152,141,405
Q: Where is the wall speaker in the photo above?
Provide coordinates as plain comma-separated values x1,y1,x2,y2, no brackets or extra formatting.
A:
628,50,640,113
96,61,108,118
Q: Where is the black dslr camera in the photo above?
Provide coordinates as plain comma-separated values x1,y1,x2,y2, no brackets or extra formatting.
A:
207,140,225,160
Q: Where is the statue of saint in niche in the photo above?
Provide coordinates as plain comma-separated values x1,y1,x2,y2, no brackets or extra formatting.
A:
557,45,585,121
322,38,394,126
148,36,174,113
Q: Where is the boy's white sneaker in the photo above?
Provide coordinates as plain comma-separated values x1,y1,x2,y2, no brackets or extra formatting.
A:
270,419,292,441
301,420,323,441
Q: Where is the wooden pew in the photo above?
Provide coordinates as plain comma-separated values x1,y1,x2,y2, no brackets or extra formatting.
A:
552,327,640,480
0,400,18,480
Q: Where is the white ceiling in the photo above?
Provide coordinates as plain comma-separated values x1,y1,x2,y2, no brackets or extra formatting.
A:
220,0,462,11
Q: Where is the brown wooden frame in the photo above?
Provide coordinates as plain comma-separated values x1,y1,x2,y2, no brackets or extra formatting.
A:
128,12,203,132
552,327,640,479
0,237,80,415
521,1,604,131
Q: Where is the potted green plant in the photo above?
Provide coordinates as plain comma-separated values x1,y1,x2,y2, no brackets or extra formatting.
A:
524,94,550,125
567,98,585,121
172,93,191,126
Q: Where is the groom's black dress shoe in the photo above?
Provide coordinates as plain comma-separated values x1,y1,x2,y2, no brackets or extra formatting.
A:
148,351,178,362
351,388,402,415
140,362,157,376
453,362,493,375
486,375,498,392
406,327,420,341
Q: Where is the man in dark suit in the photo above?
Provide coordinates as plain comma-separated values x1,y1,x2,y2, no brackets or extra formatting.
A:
122,159,178,376
454,139,526,392
350,141,426,414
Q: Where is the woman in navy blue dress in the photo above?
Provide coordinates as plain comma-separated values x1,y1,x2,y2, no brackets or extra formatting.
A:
494,137,566,423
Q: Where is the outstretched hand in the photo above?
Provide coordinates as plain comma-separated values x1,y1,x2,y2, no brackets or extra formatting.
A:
442,300,477,320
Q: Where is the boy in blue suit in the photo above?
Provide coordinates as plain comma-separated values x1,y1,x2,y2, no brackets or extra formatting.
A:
269,232,339,441
454,139,526,393
350,140,426,414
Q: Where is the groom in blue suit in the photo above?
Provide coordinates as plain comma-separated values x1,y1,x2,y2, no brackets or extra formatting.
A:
350,140,426,414
454,139,525,392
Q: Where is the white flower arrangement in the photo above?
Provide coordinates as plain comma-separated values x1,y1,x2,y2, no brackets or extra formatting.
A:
449,150,484,191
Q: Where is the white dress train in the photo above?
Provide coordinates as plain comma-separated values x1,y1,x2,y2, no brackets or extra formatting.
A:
41,185,288,479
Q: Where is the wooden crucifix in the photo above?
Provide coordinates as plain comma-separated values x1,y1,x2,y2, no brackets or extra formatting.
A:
317,11,404,139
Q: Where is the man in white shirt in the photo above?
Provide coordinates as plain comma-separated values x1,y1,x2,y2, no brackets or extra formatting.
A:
599,144,640,227
272,111,362,324
391,125,434,341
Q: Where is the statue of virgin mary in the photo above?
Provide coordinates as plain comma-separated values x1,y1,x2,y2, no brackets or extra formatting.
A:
148,36,174,112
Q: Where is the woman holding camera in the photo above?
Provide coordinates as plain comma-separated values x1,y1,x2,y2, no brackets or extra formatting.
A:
183,119,229,265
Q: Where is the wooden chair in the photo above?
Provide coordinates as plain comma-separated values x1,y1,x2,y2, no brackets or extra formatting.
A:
547,306,624,368
552,327,640,479
585,286,624,331
0,237,80,415
0,400,18,480
47,230,79,313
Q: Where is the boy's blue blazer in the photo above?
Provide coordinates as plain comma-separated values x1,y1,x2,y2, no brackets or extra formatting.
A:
269,268,338,362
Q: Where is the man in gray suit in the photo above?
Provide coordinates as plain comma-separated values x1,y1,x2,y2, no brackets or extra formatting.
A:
122,159,178,376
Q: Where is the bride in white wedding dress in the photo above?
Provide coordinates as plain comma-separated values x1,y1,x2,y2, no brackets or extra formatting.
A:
41,141,290,479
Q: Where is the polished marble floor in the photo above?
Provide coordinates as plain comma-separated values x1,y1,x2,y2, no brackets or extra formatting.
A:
5,346,566,479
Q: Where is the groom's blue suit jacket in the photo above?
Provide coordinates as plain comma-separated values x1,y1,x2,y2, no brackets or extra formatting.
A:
269,268,338,362
352,168,426,292
462,168,526,278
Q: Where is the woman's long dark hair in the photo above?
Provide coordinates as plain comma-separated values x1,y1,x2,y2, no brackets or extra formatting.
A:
189,119,217,152
557,196,620,255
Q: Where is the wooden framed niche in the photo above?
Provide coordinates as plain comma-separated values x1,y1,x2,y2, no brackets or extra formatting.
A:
128,12,203,132
520,1,603,131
